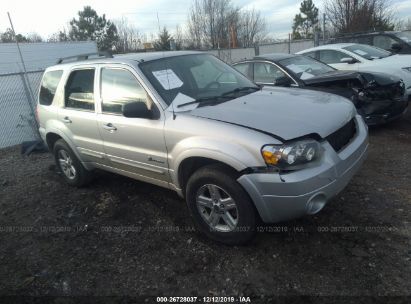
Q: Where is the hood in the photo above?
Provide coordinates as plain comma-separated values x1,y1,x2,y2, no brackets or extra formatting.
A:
303,70,363,85
303,70,401,86
189,87,355,141
378,54,411,67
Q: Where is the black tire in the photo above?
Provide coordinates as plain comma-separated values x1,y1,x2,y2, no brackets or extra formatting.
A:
186,164,256,245
53,139,93,187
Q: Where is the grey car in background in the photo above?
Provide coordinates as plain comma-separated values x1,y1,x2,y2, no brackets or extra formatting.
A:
37,51,368,244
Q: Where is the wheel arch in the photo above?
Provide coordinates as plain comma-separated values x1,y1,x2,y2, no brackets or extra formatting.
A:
45,129,92,170
176,155,243,197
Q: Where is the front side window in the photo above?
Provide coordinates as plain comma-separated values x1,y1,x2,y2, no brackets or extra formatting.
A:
319,50,354,64
279,55,334,80
254,62,287,84
101,68,152,114
65,69,95,111
343,44,391,60
39,70,63,106
373,35,398,50
139,54,257,105
303,51,317,60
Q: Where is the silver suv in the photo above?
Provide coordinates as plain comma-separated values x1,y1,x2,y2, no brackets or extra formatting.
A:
37,51,368,244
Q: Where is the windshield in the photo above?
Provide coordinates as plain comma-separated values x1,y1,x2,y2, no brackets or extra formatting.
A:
394,31,411,46
343,44,391,60
279,55,335,80
139,54,257,105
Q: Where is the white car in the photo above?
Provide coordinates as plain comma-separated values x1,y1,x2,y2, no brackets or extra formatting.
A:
297,43,411,99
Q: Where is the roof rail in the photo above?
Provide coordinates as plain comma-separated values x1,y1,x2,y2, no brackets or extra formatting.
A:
335,30,393,37
56,51,113,64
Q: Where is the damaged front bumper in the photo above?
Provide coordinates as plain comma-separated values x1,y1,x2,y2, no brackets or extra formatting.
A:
237,115,368,223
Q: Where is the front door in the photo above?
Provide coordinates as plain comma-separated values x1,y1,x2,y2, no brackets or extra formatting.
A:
96,65,170,184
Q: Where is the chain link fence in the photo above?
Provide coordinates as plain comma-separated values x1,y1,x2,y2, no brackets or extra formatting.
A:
207,39,315,64
0,70,44,149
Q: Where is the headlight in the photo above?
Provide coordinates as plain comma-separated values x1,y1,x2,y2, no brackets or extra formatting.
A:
261,140,321,169
403,67,411,73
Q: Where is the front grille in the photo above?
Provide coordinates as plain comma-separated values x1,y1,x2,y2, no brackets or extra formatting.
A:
326,118,356,152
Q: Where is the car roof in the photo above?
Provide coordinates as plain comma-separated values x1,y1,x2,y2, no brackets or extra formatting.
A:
253,53,296,61
298,43,356,53
46,50,203,71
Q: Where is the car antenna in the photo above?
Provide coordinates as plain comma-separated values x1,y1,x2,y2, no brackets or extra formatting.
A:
164,51,177,120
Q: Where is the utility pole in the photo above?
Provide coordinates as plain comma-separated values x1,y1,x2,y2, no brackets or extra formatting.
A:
288,33,291,54
323,13,326,41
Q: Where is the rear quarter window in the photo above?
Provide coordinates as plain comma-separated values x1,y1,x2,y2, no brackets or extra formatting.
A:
39,70,63,106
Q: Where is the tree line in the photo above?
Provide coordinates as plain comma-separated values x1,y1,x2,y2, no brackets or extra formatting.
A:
0,1,267,52
292,0,400,40
1,0,408,50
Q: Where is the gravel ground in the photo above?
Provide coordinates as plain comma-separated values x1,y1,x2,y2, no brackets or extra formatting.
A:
0,109,410,301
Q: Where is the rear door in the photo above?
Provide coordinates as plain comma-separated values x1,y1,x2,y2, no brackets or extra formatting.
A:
59,67,106,163
95,65,170,185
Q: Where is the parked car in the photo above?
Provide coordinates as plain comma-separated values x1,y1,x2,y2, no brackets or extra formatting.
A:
297,43,411,99
331,31,411,54
37,51,368,244
232,54,407,125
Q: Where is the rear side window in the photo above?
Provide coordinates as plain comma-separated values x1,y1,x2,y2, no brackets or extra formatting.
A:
65,69,95,111
233,63,251,77
39,70,63,106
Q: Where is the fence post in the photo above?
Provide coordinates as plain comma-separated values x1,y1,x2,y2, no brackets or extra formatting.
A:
19,73,40,139
314,32,320,47
254,43,260,56
288,33,291,54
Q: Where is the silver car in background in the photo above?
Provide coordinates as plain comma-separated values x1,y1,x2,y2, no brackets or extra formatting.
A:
37,51,368,244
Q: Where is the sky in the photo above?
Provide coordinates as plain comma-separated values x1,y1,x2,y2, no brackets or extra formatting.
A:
1,0,411,40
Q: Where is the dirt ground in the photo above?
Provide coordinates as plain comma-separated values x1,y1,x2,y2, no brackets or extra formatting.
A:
0,109,410,301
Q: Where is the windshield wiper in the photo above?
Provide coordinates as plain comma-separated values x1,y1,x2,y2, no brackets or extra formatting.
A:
221,86,260,97
177,95,231,108
177,86,259,108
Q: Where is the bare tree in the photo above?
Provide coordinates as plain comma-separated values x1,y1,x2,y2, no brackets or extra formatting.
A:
188,0,234,49
174,25,184,50
27,32,43,42
237,8,266,47
396,18,411,31
325,0,394,34
114,17,142,52
187,0,266,49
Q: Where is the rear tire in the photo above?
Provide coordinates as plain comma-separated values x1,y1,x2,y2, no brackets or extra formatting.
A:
186,164,256,245
53,139,93,187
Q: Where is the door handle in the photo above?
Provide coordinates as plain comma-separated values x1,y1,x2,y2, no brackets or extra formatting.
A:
103,123,117,131
62,117,72,124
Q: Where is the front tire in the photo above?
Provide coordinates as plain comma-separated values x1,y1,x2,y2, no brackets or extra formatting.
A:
53,139,93,187
186,164,256,245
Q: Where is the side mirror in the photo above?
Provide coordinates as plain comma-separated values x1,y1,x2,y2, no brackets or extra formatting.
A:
273,76,292,87
122,102,152,119
391,43,402,52
340,57,357,64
